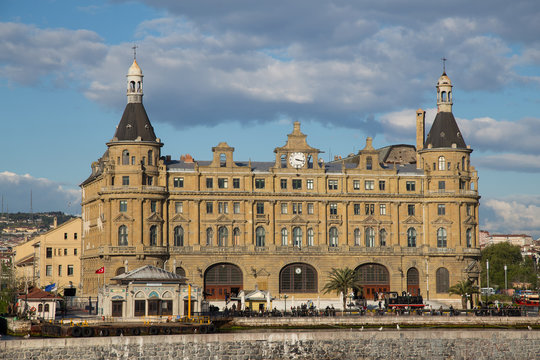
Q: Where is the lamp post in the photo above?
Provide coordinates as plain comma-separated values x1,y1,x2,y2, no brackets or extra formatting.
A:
504,265,508,294
486,260,490,303
283,294,288,315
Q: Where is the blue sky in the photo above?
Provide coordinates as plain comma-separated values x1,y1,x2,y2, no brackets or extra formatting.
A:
1,0,540,238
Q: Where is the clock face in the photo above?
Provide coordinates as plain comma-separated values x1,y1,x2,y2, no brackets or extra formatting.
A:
289,152,306,168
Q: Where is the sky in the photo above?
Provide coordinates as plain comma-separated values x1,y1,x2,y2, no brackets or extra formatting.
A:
1,0,540,238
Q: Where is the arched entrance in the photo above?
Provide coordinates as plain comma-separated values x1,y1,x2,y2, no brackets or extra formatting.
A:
407,267,420,295
355,263,390,300
204,263,243,300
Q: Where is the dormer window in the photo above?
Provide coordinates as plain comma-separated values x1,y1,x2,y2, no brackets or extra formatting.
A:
366,156,372,170
220,153,226,167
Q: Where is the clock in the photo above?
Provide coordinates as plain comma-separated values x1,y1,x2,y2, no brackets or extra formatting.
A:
289,152,306,168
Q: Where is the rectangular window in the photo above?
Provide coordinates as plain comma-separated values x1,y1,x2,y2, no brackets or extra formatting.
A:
307,179,314,190
292,203,302,214
408,204,415,216
67,265,74,276
380,204,386,215
281,203,288,214
459,179,466,190
328,179,338,190
218,178,228,189
233,202,240,214
151,201,157,213
64,248,68,256
122,176,129,186
329,203,338,215
379,181,386,191
353,180,360,190
307,203,314,214
218,202,229,214
292,179,302,189
64,233,68,239
46,247,52,258
119,200,128,212
58,265,62,276
74,233,78,240
173,177,184,188
438,181,446,191
255,178,265,189
131,156,135,165
206,202,213,214
365,204,375,215
365,180,374,190
256,202,264,214
146,176,153,186
406,181,416,191
46,265,52,277
74,248,78,256
233,178,240,189
206,178,213,189
354,203,361,215
175,201,183,214
438,204,446,215
466,204,472,216
280,179,287,189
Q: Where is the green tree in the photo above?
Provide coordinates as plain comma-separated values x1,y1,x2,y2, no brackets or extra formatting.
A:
322,267,363,311
448,279,476,309
0,261,17,314
480,242,538,290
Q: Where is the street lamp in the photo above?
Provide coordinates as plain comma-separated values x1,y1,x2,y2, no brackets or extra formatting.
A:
283,294,288,315
486,260,490,303
504,265,508,294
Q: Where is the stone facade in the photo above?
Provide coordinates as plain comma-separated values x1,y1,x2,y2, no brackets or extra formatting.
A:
80,59,481,306
2,330,539,360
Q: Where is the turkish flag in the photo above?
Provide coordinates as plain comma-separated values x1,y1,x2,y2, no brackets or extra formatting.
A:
95,266,105,274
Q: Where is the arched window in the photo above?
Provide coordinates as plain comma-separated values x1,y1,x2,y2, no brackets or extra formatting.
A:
407,227,417,247
293,227,302,248
436,267,450,293
279,263,318,293
438,156,446,170
44,304,50,312
366,156,372,170
122,150,130,165
174,226,184,247
130,81,136,91
281,228,288,246
38,304,43,312
218,226,228,247
441,91,447,102
220,153,227,167
437,228,447,248
466,228,472,248
329,227,338,247
354,228,361,246
307,228,314,246
148,150,153,165
149,225,157,246
205,263,243,300
206,227,213,246
256,226,265,247
116,267,126,276
233,227,240,246
379,229,387,247
407,267,420,295
175,267,186,277
118,225,128,246
365,227,375,247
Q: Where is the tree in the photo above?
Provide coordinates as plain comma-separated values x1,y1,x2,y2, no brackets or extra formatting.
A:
480,242,538,290
0,261,17,314
322,267,363,311
448,279,476,309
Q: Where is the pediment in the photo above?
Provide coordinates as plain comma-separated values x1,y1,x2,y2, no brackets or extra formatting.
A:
113,213,134,222
216,214,231,223
403,216,422,225
171,214,189,223
146,213,164,223
463,216,477,225
290,215,306,224
257,268,271,277
361,215,379,225
431,217,453,225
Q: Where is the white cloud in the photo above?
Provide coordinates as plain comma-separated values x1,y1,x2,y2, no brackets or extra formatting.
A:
0,171,80,214
482,196,540,239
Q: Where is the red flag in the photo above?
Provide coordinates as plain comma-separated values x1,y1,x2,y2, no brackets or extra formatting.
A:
95,266,105,274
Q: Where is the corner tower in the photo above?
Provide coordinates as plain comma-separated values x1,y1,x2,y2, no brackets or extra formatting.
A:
81,57,167,296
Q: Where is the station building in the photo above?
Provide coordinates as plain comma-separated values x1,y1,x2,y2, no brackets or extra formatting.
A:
80,58,481,306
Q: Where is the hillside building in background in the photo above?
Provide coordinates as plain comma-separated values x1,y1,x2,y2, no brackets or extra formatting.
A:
80,59,481,306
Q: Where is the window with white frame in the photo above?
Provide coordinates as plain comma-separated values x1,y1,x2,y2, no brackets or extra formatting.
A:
353,180,360,190
365,180,374,190
281,203,288,214
307,179,314,190
380,204,386,215
328,179,338,190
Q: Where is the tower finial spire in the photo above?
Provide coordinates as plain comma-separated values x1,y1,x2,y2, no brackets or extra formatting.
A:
132,44,138,60
441,57,447,74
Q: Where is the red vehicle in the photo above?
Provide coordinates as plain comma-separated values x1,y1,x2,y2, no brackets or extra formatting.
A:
513,290,540,306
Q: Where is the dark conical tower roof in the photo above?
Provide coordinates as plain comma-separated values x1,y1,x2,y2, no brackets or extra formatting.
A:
424,111,466,149
113,103,157,141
